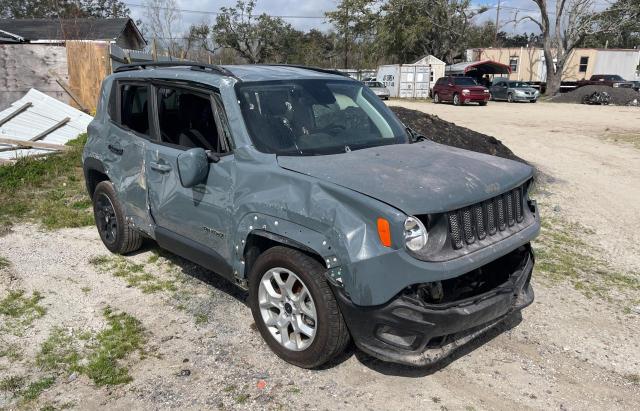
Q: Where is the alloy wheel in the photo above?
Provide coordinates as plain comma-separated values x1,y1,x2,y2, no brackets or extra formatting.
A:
95,193,118,245
258,267,317,351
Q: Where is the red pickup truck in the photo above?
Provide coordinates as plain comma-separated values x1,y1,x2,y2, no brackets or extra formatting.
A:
576,75,634,89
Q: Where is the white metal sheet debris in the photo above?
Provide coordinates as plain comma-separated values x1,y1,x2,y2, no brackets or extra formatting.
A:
0,88,93,161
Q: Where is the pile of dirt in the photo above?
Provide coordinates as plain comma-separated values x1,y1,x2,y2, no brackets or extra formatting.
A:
550,85,640,106
389,106,526,163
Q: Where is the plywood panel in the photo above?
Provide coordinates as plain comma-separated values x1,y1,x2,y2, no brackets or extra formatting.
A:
66,40,112,113
0,44,69,110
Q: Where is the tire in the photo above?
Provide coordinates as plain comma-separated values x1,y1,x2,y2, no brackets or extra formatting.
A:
489,92,494,101
433,93,440,104
530,99,537,103
479,101,487,106
92,181,143,254
248,246,350,368
453,93,460,106
507,93,514,103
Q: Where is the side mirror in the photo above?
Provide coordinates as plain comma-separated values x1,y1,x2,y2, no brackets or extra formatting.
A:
177,147,209,188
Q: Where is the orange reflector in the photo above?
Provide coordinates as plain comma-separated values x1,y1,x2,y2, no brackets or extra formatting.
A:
377,218,392,247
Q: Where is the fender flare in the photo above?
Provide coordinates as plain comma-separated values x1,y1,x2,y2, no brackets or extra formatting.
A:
232,213,345,284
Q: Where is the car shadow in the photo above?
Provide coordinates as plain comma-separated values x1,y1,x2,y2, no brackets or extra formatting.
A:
130,240,523,374
133,239,248,305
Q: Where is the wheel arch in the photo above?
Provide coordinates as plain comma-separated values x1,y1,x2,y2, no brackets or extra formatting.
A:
83,157,109,199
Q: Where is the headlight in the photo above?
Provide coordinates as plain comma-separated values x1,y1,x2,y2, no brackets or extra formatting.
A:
462,89,470,95
404,216,428,251
483,89,489,93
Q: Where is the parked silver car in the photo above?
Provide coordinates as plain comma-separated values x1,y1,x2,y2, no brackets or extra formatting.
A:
490,79,539,103
365,81,390,100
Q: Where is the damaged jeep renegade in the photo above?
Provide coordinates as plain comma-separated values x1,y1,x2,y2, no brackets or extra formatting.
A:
83,63,540,368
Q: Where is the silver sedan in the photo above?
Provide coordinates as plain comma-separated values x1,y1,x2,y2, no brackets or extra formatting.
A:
364,81,390,100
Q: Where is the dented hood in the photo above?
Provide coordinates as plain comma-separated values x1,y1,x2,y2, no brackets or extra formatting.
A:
277,142,533,215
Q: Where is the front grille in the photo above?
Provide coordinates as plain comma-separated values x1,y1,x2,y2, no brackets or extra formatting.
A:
447,185,526,249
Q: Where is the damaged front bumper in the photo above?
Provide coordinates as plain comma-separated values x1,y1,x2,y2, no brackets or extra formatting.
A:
333,245,535,366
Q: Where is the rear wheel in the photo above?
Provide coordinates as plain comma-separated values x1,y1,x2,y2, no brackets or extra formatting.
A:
249,246,350,368
453,93,461,106
433,93,440,103
92,181,143,254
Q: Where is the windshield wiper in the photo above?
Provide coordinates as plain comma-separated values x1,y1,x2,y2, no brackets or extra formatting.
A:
406,127,427,143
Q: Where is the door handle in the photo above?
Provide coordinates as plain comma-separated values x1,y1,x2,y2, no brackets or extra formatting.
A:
150,161,172,173
108,143,124,155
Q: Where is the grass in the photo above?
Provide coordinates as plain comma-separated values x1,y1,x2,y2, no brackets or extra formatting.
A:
90,255,178,294
0,290,47,333
533,208,640,302
0,134,94,230
603,131,640,150
0,255,10,269
0,342,22,361
21,377,55,401
194,313,209,325
36,307,146,387
625,373,640,385
0,375,25,394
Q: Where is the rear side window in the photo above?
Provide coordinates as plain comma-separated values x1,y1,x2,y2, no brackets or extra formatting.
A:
156,86,228,153
120,84,150,135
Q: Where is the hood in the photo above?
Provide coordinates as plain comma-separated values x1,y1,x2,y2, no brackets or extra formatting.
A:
277,142,533,215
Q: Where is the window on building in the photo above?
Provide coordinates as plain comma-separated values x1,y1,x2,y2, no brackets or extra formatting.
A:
509,57,519,72
120,84,149,135
579,56,589,73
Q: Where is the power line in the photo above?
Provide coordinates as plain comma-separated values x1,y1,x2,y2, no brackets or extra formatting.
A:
123,2,327,19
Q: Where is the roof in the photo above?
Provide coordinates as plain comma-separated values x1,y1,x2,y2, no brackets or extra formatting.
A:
412,55,446,65
223,65,352,82
0,89,93,161
446,60,511,75
0,18,144,44
112,64,353,83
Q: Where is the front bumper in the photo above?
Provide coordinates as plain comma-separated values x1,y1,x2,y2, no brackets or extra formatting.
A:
462,94,490,103
333,245,535,366
512,93,537,101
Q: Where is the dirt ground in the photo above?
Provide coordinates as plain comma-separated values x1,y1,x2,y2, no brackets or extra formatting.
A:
1,101,640,410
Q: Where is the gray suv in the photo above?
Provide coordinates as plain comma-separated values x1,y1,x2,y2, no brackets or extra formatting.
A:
83,62,540,368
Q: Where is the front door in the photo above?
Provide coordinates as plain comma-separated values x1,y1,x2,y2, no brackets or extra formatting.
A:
145,83,236,268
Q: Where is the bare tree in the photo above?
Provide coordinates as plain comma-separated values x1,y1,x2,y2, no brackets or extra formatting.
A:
518,0,636,95
144,0,182,58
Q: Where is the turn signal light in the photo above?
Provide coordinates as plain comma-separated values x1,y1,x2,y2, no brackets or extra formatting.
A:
377,218,392,247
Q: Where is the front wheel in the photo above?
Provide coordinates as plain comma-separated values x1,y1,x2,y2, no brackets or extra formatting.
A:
249,246,350,368
453,93,461,106
507,93,514,103
479,101,488,106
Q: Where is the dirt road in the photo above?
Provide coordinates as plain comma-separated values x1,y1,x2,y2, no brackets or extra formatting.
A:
1,102,639,410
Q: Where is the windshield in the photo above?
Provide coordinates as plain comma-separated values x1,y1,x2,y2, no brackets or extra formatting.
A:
236,79,408,156
508,81,529,88
454,77,478,86
365,81,385,88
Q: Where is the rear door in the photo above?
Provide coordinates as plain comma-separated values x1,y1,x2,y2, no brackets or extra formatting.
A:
106,81,153,233
144,81,236,273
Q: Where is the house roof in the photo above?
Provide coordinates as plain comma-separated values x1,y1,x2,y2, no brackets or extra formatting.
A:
0,18,145,44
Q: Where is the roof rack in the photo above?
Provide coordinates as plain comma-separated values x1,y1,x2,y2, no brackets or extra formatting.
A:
114,61,239,79
262,64,352,78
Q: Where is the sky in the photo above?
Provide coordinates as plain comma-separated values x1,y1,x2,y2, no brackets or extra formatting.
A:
125,0,549,39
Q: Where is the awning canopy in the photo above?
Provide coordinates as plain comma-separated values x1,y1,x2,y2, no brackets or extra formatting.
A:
445,60,511,76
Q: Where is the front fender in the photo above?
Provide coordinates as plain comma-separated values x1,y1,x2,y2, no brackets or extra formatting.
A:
233,213,341,280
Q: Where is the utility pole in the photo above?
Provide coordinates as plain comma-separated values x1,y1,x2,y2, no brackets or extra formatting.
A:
494,0,501,46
